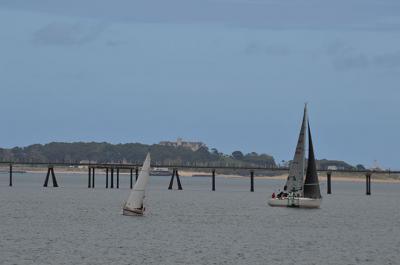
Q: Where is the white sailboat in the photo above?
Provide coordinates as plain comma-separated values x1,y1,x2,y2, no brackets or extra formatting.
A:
122,153,151,216
268,105,322,208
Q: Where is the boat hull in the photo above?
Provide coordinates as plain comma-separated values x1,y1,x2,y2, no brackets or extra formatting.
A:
122,207,144,216
268,197,321,208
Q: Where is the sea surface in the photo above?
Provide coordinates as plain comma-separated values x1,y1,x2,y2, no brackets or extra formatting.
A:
0,172,399,265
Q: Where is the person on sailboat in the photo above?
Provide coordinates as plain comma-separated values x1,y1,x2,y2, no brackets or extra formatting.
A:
277,185,288,198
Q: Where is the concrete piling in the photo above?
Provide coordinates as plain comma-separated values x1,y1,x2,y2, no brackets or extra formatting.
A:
327,171,332,194
250,171,254,192
168,169,183,190
88,167,91,188
50,167,58,187
366,173,371,195
130,168,133,189
44,167,58,187
212,169,216,191
92,168,95,188
116,168,120,189
106,168,109,188
176,169,183,190
168,169,175,190
9,164,12,187
110,168,114,189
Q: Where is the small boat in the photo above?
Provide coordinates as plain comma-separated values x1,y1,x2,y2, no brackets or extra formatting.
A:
150,167,171,176
268,104,322,208
123,153,151,216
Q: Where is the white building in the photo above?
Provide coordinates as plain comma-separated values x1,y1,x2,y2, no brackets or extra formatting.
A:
159,138,206,151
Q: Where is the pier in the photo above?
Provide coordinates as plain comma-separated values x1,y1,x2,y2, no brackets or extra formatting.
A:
1,161,398,195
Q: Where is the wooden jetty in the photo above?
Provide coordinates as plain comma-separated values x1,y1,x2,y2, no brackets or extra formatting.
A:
1,161,398,195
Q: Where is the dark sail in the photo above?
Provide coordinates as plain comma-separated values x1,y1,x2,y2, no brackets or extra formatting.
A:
303,121,321,199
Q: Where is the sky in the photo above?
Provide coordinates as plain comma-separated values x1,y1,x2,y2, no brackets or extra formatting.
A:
0,0,400,169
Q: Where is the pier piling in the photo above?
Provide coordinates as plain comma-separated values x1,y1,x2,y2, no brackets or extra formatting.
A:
116,168,120,189
88,167,91,188
135,167,139,181
51,167,58,187
327,171,332,194
212,169,216,191
176,169,183,190
168,169,183,190
130,168,133,189
250,171,254,192
44,167,58,187
9,164,12,187
106,168,109,189
110,168,114,189
366,173,371,195
92,168,95,188
168,169,175,190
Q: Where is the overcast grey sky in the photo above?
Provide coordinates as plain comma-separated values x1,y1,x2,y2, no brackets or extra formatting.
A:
1,0,400,169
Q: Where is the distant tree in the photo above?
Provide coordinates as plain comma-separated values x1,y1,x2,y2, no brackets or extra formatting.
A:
245,152,258,157
211,148,219,155
356,164,366,171
231,151,244,160
0,142,277,169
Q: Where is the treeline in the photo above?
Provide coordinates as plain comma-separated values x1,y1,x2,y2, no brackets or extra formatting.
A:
0,142,361,171
0,142,276,167
316,159,357,171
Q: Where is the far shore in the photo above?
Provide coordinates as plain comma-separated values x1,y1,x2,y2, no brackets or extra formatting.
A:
2,166,398,184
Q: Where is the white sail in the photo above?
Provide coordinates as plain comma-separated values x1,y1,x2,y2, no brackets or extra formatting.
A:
284,105,307,195
125,153,151,210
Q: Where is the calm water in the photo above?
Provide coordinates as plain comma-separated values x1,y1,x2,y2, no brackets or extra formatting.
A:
1,173,399,265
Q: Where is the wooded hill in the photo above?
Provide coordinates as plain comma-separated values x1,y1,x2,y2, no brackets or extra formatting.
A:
0,142,359,171
0,142,276,168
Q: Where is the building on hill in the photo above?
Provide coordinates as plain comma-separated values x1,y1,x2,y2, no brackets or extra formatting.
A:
317,159,354,171
159,138,206,151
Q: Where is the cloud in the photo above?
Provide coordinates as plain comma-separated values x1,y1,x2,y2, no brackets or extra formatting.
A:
325,41,355,56
33,21,107,46
332,54,369,70
3,0,400,30
244,42,291,56
373,51,400,68
325,41,370,71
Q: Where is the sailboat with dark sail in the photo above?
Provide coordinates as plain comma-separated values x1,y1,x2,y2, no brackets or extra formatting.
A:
268,105,322,208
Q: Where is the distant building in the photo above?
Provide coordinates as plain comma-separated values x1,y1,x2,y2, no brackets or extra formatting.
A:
370,160,384,171
159,138,206,151
78,160,97,169
316,159,353,171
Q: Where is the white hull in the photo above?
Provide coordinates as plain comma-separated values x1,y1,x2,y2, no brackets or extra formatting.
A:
268,197,321,208
122,207,144,216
